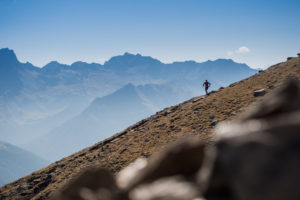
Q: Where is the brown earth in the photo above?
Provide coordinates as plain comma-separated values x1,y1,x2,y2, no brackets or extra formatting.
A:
0,56,299,200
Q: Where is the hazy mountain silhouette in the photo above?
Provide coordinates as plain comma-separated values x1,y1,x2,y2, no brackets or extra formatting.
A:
0,140,48,186
0,48,257,161
25,83,186,161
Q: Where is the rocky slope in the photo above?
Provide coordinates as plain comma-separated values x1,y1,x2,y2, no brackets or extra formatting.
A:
53,79,300,200
0,55,299,199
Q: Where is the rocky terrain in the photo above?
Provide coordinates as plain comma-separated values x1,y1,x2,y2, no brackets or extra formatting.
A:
0,55,299,199
53,79,300,200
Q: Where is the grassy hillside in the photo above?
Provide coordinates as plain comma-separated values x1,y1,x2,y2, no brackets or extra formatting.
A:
0,55,299,200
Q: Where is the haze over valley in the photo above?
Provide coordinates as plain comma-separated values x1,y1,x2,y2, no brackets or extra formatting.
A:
0,48,257,165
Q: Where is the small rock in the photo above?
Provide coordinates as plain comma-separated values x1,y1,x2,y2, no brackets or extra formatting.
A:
120,148,127,154
209,115,215,119
211,120,218,126
193,111,201,114
287,57,294,60
162,110,172,116
20,192,28,196
253,89,266,97
225,111,231,116
141,152,150,158
268,85,275,89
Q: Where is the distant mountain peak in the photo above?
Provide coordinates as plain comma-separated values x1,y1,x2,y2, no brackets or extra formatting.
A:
104,52,162,67
0,48,19,64
214,58,235,63
46,61,64,66
71,61,87,65
110,83,137,96
42,61,68,71
123,52,142,57
205,58,234,63
172,60,198,65
70,61,103,69
123,52,134,56
88,82,139,113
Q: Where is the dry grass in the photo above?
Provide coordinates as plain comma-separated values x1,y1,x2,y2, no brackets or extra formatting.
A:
0,56,299,200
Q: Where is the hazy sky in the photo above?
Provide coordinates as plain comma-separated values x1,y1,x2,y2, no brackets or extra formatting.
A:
1,0,300,69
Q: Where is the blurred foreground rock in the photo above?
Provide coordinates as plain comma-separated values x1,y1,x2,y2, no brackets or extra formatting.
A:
53,80,300,200
53,168,122,200
117,138,205,191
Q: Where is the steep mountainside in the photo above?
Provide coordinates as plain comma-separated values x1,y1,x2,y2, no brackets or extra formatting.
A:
0,56,299,199
0,141,48,186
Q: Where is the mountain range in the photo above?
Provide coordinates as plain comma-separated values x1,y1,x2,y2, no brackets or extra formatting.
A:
0,48,257,163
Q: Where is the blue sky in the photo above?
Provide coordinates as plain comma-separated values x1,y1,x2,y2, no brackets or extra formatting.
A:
0,0,300,69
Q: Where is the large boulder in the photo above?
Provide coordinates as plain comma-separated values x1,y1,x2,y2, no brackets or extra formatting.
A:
53,168,123,200
117,138,205,191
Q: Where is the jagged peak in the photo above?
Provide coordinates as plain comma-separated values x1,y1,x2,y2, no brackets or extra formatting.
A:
90,83,137,107
0,48,19,64
109,83,137,96
203,58,254,69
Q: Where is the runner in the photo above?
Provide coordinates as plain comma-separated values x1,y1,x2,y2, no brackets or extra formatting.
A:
203,80,211,95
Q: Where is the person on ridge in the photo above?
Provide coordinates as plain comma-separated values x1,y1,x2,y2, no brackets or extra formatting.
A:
203,80,211,95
